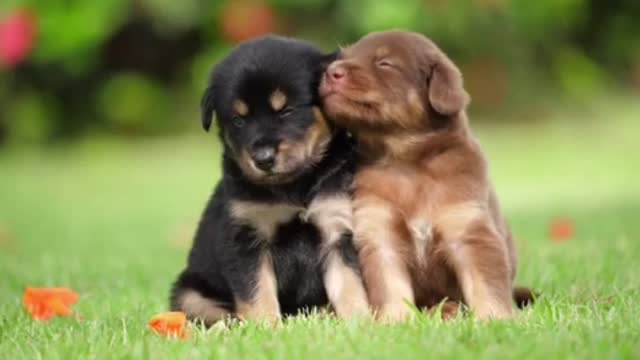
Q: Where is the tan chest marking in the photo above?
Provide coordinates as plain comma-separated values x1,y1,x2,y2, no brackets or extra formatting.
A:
229,200,303,240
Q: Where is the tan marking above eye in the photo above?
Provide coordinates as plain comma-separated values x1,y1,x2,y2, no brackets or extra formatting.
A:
233,99,249,116
270,89,287,112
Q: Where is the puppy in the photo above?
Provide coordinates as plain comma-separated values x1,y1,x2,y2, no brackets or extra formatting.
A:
320,30,533,321
170,35,369,325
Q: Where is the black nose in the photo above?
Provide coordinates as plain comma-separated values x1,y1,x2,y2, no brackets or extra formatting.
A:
251,146,276,172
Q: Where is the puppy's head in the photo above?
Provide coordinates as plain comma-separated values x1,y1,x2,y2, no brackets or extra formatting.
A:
202,36,336,185
320,30,469,132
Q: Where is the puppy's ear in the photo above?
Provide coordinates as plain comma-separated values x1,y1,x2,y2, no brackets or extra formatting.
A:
321,51,339,67
428,55,469,116
200,85,215,132
316,51,338,75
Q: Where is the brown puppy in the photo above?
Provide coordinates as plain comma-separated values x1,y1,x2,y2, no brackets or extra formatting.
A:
320,30,527,321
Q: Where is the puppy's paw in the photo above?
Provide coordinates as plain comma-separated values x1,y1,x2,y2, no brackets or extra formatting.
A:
376,302,413,323
242,312,282,329
236,303,282,327
472,304,514,321
262,315,283,329
334,298,371,320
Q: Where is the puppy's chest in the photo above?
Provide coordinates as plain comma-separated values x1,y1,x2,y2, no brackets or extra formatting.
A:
229,200,306,241
355,164,439,212
355,164,450,260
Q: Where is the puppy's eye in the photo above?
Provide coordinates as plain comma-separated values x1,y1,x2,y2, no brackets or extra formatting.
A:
279,107,295,118
232,116,246,128
377,60,393,68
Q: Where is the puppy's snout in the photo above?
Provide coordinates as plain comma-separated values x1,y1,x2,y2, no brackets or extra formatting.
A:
326,63,347,83
250,146,277,172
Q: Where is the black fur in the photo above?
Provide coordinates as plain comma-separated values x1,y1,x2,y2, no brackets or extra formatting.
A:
170,36,358,323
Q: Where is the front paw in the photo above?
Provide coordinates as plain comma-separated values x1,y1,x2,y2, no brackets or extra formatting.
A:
238,309,282,328
472,302,514,321
258,313,282,328
333,297,371,320
236,301,282,327
376,302,413,323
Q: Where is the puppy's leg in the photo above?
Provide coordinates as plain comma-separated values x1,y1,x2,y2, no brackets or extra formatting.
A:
172,289,232,326
437,202,513,320
170,272,233,326
354,196,414,322
234,253,281,325
305,195,370,319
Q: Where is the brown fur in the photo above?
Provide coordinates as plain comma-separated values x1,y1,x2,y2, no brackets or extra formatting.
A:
320,30,533,321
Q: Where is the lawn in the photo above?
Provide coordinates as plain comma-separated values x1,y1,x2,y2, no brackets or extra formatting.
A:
1,97,639,359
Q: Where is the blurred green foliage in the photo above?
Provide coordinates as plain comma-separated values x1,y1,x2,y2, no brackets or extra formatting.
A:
0,0,639,144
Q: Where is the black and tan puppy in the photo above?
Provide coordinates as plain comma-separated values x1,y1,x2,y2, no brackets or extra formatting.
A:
170,36,369,325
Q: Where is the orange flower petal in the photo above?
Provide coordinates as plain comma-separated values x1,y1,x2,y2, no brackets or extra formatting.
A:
549,217,575,242
46,298,73,316
23,287,79,321
149,311,190,339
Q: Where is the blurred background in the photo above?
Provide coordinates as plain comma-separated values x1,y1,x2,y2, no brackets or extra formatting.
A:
1,2,640,342
1,0,639,144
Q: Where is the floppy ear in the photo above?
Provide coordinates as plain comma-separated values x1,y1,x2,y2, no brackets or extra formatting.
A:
428,56,470,116
200,85,215,132
321,51,339,67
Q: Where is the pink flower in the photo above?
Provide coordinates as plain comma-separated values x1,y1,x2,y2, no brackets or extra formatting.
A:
0,9,37,68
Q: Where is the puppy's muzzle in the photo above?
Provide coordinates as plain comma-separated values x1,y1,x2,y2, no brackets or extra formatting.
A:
326,63,347,83
250,146,277,172
321,62,348,96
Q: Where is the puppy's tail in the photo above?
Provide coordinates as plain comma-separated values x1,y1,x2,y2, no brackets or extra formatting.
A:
513,286,539,308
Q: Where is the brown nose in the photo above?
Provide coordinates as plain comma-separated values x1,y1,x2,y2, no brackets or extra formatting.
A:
327,64,346,82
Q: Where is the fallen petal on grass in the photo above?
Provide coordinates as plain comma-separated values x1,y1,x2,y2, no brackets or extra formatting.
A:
149,312,190,339
549,217,575,242
23,287,79,321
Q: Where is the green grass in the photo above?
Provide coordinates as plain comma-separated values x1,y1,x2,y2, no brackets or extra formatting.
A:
1,97,640,359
